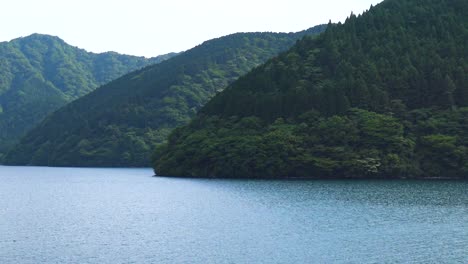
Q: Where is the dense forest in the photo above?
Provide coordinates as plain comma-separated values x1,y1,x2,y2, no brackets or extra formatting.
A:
154,0,468,179
0,34,175,159
3,26,326,167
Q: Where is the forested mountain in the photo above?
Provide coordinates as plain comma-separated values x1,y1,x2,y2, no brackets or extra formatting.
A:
154,0,468,179
3,26,327,167
0,34,176,159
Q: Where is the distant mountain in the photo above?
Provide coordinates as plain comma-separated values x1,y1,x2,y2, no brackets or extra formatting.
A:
153,0,468,179
0,34,176,158
4,26,327,167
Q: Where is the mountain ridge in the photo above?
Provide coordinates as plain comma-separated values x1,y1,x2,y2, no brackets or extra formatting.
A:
4,26,327,166
0,33,176,158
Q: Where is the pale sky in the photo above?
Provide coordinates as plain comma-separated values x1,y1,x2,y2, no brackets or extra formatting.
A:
1,0,383,57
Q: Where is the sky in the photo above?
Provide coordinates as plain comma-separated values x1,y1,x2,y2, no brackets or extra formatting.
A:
1,0,383,58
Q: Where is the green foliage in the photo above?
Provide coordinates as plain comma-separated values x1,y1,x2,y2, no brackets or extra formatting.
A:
155,108,468,179
0,34,175,158
154,0,468,179
4,27,327,167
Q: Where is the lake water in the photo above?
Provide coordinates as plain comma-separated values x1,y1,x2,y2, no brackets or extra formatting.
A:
0,166,467,263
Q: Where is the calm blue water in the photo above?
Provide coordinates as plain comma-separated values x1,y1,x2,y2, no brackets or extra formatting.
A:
0,166,467,263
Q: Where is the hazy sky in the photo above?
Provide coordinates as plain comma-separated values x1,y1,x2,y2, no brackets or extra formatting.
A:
1,0,383,57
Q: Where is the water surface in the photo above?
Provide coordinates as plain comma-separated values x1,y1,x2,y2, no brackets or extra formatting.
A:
1,166,467,263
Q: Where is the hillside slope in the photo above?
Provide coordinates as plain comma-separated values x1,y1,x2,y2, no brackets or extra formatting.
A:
0,34,175,158
4,26,326,167
153,0,468,179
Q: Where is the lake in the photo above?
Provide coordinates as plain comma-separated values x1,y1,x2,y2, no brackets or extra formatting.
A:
0,166,467,263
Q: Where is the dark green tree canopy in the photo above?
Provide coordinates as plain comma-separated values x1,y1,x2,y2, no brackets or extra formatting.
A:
154,0,468,179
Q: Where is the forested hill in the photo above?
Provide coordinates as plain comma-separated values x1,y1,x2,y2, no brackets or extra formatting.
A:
0,34,176,159
4,25,327,167
154,0,468,179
